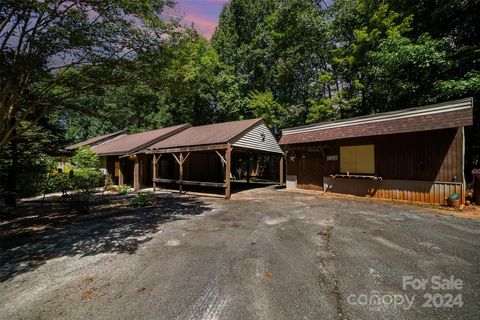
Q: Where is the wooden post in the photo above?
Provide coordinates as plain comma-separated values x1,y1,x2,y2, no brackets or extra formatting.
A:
179,152,184,195
279,155,284,186
118,159,124,186
152,154,162,192
225,144,232,199
246,155,250,184
153,154,157,192
133,156,140,192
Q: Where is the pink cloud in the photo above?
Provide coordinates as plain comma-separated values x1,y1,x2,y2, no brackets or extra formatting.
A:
182,13,219,39
169,0,230,39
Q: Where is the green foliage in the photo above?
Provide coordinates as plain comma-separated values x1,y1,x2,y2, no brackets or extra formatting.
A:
130,193,152,207
47,171,73,195
306,98,341,124
70,169,104,193
0,0,177,148
247,91,287,129
0,120,66,198
4,0,479,195
47,169,104,194
71,147,100,169
69,192,92,213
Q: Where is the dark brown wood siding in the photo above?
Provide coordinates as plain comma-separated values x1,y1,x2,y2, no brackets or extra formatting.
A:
286,128,464,187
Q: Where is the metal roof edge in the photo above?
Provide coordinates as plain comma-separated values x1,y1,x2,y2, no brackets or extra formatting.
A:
282,97,473,135
113,124,192,157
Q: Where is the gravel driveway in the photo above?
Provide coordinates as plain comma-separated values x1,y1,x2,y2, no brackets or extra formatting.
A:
1,187,479,319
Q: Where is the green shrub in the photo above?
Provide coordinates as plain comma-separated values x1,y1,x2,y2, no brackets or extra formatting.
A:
71,169,104,193
71,146,100,169
70,192,91,213
131,193,152,207
47,170,73,194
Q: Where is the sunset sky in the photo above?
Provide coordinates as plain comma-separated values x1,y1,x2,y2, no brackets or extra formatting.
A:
171,0,229,39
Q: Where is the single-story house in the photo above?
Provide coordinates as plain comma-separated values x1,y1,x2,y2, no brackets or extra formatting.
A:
59,131,125,170
65,124,191,191
147,118,284,199
279,98,474,205
64,131,126,151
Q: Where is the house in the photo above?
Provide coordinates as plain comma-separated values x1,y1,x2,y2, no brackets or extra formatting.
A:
279,98,474,205
65,124,191,191
64,118,284,197
59,131,125,171
147,118,284,199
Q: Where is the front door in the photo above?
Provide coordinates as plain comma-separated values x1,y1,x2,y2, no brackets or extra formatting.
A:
297,150,324,190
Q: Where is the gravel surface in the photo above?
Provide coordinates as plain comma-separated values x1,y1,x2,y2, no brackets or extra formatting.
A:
1,187,479,319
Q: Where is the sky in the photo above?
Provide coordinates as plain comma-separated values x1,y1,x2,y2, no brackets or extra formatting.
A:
170,0,229,39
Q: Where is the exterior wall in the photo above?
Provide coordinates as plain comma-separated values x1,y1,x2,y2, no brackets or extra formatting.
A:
231,122,283,154
158,152,223,183
184,152,223,182
285,128,465,204
105,156,119,184
323,177,462,205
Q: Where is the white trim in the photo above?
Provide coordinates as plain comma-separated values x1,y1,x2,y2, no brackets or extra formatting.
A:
283,100,472,135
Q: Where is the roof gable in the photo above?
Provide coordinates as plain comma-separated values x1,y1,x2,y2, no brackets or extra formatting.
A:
231,121,283,154
148,118,264,150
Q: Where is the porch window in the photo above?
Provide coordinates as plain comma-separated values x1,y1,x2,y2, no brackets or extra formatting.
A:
340,145,375,174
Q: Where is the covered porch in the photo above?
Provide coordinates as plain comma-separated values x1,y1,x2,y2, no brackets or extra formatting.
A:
150,144,284,199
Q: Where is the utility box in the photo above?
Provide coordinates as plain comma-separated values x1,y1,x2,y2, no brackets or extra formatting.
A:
473,169,480,205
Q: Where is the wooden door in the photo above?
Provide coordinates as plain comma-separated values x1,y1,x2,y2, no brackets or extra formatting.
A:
297,150,324,190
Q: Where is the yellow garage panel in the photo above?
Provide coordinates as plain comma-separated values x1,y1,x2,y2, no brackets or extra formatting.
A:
340,146,357,173
340,145,375,174
355,145,375,174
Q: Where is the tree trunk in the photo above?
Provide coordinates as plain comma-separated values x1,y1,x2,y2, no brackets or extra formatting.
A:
5,127,17,207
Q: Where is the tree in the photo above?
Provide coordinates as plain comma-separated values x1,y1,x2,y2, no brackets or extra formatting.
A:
247,91,287,130
213,0,335,126
0,0,176,149
71,146,99,169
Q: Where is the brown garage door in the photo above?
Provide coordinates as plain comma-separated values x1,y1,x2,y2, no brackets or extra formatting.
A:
297,150,324,190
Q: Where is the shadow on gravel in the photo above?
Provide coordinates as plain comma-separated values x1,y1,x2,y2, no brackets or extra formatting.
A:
0,193,211,282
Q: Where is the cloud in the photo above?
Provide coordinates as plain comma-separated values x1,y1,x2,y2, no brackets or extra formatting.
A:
169,0,229,39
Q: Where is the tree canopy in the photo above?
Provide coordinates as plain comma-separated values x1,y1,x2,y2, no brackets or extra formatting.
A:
1,0,479,198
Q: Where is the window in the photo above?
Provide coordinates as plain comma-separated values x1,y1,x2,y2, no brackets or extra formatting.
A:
340,145,375,174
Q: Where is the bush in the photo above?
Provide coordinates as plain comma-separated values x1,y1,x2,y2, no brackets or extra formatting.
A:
46,169,104,194
71,169,104,193
47,170,73,194
70,192,91,213
71,146,99,169
131,193,152,207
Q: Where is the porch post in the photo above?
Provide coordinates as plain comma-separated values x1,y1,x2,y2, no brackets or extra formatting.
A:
225,144,232,199
133,156,140,191
179,152,184,195
153,154,157,192
279,155,284,186
246,155,250,184
118,159,124,185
